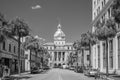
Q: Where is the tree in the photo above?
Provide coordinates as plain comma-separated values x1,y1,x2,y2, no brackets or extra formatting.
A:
23,36,49,69
23,36,39,70
40,47,50,67
68,52,77,67
95,18,117,76
0,12,10,43
80,31,97,68
112,0,120,24
73,40,83,68
9,17,30,74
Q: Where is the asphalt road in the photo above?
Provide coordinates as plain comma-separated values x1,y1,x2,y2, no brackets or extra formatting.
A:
23,68,94,80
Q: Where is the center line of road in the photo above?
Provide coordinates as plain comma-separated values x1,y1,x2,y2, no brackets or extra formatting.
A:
59,75,62,80
58,70,63,80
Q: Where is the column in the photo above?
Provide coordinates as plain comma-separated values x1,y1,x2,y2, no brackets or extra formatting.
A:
59,52,61,61
57,52,58,61
61,52,62,62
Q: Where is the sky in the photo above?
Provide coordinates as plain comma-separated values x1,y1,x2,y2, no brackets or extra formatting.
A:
0,0,92,43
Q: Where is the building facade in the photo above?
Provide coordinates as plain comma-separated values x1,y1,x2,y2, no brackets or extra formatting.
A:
0,37,25,74
44,24,75,68
76,48,90,69
92,0,120,74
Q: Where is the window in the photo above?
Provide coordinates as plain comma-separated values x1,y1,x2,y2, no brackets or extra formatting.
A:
108,8,111,18
58,52,61,61
87,55,90,61
118,36,120,69
63,52,65,61
54,52,57,61
14,46,16,53
68,47,69,50
3,41,5,50
98,45,100,68
103,43,106,68
9,44,11,52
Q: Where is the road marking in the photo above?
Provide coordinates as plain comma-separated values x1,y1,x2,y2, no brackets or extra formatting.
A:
59,75,62,80
58,69,63,80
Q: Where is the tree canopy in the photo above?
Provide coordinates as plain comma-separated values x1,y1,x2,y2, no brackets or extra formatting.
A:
9,17,30,38
73,40,82,50
0,12,10,43
95,18,117,40
112,0,120,23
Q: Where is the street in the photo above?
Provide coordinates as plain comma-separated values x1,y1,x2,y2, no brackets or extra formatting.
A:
20,69,94,80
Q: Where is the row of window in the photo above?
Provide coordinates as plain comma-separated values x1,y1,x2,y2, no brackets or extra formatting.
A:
45,46,73,50
93,0,108,19
93,7,111,28
94,0,106,9
54,41,65,45
2,41,24,56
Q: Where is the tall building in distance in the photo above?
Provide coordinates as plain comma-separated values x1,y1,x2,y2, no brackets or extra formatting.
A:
44,24,75,68
92,0,120,74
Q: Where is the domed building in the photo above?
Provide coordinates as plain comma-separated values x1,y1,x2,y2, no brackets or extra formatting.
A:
43,24,75,68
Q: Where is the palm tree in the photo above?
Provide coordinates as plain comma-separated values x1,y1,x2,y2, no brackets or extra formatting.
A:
23,36,39,70
80,31,97,68
73,40,83,68
67,52,74,66
95,18,117,76
40,47,50,68
9,17,30,74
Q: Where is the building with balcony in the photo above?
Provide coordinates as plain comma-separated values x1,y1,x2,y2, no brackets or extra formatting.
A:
92,0,120,74
44,24,75,68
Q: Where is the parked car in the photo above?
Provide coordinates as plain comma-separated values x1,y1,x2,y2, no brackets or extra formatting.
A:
74,66,84,73
62,64,69,69
43,66,50,70
84,69,90,76
31,67,39,74
85,69,98,77
69,66,75,70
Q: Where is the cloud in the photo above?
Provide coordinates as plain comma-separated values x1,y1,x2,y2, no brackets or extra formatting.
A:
31,5,41,9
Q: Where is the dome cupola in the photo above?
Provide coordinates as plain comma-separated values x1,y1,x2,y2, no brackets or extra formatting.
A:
54,24,65,40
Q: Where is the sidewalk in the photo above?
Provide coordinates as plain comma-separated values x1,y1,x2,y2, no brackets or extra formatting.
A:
11,72,30,77
0,72,32,80
10,72,32,80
